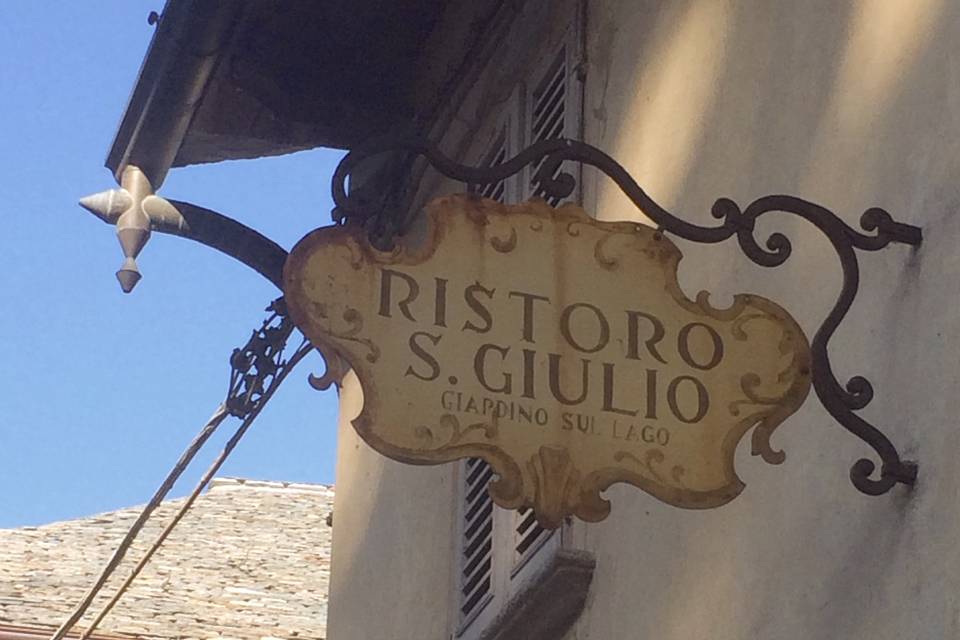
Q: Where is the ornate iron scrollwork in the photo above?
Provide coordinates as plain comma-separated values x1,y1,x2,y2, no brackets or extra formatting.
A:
330,135,920,496
226,298,297,418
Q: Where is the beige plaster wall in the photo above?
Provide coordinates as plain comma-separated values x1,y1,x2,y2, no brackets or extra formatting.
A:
565,1,960,638
325,372,457,640
326,1,960,638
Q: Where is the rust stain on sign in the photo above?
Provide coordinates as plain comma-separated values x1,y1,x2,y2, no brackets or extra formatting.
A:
284,195,812,528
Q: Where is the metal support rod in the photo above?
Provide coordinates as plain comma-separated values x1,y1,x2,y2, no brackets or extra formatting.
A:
77,339,313,640
47,406,229,640
162,200,287,290
48,299,307,640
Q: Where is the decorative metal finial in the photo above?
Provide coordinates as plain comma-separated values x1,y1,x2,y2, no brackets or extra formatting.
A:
79,165,187,293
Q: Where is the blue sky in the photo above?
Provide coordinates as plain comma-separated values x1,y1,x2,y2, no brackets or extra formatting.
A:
0,2,343,527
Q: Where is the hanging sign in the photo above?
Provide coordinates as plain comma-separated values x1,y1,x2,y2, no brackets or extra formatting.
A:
284,195,812,527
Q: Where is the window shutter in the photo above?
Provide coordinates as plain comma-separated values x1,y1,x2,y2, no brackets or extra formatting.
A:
510,42,575,569
458,128,509,629
457,32,580,635
527,45,573,206
460,458,495,624
513,507,551,567
479,128,508,202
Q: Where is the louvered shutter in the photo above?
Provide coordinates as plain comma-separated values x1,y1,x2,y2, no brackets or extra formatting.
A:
479,128,508,202
511,44,574,567
527,45,575,206
457,34,580,635
458,129,508,628
513,506,551,568
460,457,495,624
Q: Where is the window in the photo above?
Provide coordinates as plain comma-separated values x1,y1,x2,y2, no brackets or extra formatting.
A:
459,457,496,627
526,44,580,206
478,128,509,202
457,125,512,632
455,33,582,639
512,507,551,570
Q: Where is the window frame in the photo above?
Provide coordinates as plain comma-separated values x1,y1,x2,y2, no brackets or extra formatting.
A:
454,22,585,639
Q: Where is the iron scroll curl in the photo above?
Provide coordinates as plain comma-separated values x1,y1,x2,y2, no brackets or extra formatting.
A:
329,136,920,496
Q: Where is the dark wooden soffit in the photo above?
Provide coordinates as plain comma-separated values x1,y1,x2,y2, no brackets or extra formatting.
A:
106,0,506,189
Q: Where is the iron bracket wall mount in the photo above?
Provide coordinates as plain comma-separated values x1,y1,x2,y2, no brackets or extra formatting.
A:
330,136,921,497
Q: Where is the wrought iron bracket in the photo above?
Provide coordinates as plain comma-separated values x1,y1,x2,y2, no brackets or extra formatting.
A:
330,135,921,497
226,298,297,418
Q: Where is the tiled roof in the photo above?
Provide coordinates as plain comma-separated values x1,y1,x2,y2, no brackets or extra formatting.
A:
0,478,333,640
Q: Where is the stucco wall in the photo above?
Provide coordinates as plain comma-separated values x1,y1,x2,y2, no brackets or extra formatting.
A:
565,1,960,638
326,1,960,638
326,372,457,640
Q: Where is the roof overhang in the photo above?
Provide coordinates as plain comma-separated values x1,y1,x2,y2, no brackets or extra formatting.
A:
106,0,243,188
106,0,506,189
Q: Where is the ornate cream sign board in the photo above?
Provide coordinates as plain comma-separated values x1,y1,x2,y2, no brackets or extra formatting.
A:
284,195,812,528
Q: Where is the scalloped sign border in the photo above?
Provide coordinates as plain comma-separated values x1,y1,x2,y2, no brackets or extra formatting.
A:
284,195,812,528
